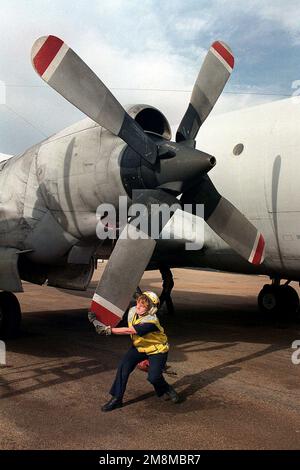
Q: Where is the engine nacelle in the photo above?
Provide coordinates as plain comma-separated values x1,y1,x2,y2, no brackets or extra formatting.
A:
125,104,172,140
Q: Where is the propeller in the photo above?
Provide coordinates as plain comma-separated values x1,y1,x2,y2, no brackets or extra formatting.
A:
176,40,265,266
31,36,265,327
91,189,180,325
180,175,265,265
176,41,234,143
31,36,158,164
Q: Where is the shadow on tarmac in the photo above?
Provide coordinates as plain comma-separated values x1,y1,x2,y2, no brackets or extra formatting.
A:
1,293,297,403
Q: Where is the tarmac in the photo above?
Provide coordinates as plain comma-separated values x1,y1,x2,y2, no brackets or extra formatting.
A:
0,266,300,450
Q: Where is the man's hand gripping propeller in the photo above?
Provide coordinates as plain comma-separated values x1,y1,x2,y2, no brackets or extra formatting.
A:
88,312,112,336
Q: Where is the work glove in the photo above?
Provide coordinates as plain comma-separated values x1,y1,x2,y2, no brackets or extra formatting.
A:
95,324,112,336
87,312,112,335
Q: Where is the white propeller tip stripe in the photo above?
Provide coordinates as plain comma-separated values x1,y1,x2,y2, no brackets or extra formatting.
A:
210,46,233,73
92,293,123,318
42,43,69,82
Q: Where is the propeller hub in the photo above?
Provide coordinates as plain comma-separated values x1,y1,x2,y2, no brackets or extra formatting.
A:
120,139,216,198
155,143,216,192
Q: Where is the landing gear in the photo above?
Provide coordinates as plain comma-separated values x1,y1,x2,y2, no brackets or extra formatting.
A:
0,292,22,338
159,265,175,316
258,281,299,318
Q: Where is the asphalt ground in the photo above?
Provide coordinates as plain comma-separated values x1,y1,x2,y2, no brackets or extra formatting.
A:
0,266,300,450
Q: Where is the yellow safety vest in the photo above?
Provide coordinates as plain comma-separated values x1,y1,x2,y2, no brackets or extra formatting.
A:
128,307,169,355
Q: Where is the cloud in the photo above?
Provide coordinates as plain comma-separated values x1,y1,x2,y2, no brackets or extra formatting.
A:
0,0,293,154
240,0,300,44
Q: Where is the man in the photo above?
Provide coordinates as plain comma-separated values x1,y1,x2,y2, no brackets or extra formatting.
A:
88,291,179,412
134,268,174,372
159,265,175,316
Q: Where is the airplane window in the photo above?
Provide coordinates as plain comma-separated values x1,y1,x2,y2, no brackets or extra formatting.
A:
233,143,244,156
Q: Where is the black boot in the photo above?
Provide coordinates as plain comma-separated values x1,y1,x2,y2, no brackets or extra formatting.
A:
163,386,180,403
101,396,123,412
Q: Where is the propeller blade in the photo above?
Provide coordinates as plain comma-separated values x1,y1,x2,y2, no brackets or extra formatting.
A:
31,35,158,164
181,176,265,265
176,41,234,142
91,226,157,327
91,190,180,326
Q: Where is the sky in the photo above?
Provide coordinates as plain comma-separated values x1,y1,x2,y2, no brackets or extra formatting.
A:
1,0,300,155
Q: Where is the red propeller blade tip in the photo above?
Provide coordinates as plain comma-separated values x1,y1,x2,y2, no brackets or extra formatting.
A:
249,233,265,265
33,36,65,77
211,41,234,71
90,293,123,327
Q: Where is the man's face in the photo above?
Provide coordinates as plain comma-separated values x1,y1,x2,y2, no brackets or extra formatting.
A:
136,300,148,316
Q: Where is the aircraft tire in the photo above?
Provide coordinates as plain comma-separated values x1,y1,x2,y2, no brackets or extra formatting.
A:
279,285,299,318
258,284,299,318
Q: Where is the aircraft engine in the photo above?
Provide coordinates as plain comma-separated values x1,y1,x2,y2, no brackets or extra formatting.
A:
124,104,171,141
